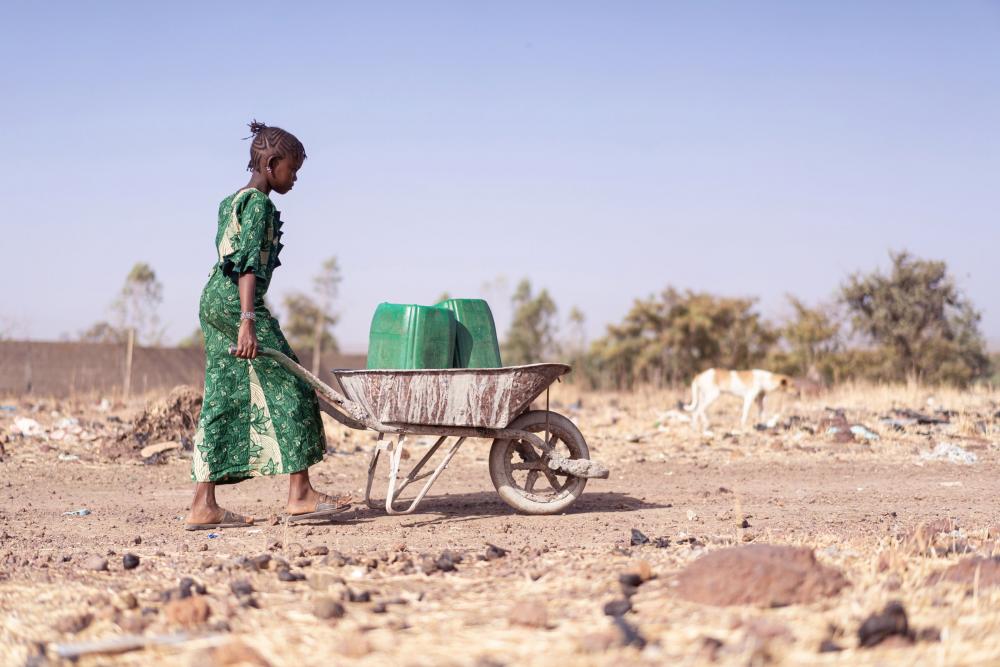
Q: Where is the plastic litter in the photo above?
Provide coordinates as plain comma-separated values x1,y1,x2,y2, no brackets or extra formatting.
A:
919,443,977,465
12,417,43,437
207,533,221,539
850,424,880,441
0,405,16,412
58,453,80,461
63,508,91,516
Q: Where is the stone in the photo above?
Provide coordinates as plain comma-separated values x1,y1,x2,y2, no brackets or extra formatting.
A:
287,543,305,558
435,550,462,572
630,528,650,546
619,573,642,588
230,579,254,597
611,615,646,648
625,559,653,582
818,639,843,653
347,588,371,603
113,592,138,610
312,596,346,620
484,543,508,560
122,553,140,570
340,632,372,658
55,612,93,634
82,555,108,572
250,554,272,570
930,556,1000,588
306,545,329,556
858,601,910,648
673,544,847,607
603,598,632,616
205,640,271,666
508,600,548,628
278,569,305,582
165,596,211,627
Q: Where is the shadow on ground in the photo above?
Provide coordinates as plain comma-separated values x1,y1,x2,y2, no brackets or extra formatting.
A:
348,491,670,527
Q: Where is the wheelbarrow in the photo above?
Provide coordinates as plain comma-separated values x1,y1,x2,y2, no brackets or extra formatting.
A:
247,347,609,516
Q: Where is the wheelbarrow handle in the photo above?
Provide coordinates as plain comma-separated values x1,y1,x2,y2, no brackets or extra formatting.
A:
227,345,393,433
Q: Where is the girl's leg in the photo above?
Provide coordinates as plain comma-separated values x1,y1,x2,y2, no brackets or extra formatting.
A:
187,482,252,525
188,482,221,523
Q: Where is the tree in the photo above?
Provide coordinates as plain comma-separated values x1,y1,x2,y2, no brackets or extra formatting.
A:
282,292,338,360
112,262,164,345
79,321,128,344
589,289,778,388
178,328,205,349
309,257,343,374
841,250,989,384
770,296,842,381
502,279,558,365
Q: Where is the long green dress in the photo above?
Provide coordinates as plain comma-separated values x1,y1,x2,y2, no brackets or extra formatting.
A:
192,188,326,484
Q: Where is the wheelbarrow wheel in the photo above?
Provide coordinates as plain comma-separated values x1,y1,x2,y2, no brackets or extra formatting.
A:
489,410,589,515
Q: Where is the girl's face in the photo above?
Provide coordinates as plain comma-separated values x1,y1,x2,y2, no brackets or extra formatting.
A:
268,156,303,194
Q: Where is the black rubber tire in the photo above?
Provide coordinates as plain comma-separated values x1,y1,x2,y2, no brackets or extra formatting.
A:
489,410,590,515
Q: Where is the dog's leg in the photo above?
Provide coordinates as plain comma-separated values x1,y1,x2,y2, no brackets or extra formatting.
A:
755,392,766,423
698,388,720,433
740,392,756,428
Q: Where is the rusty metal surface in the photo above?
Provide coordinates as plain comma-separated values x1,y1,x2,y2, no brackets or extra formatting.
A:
332,364,571,428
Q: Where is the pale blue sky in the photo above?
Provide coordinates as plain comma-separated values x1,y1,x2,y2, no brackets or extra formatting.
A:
3,1,999,351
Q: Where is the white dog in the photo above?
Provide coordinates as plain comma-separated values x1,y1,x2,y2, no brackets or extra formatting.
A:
683,369,795,432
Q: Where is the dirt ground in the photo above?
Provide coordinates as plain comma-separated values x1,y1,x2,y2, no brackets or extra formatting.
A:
2,383,1000,666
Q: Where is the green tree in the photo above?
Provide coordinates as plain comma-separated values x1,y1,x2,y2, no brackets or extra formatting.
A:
282,292,339,359
589,289,778,388
178,328,205,349
841,250,989,384
112,262,164,345
770,296,842,381
502,279,558,365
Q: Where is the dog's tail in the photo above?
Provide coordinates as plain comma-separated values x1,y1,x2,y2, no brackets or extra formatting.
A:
682,380,699,412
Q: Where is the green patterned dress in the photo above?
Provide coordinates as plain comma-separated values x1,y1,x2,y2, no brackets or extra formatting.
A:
192,188,326,484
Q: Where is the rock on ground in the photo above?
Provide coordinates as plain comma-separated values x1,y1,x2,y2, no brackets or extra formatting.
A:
673,544,848,607
931,556,1000,588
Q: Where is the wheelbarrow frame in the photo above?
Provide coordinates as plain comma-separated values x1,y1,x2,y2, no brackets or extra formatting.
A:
249,347,608,515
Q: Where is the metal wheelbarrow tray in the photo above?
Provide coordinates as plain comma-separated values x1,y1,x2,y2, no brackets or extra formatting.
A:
250,347,610,516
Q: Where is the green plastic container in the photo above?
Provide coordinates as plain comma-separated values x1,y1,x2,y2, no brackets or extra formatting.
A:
435,298,502,368
366,303,457,369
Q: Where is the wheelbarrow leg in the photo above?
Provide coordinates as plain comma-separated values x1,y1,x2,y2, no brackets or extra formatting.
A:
365,438,390,510
378,436,467,515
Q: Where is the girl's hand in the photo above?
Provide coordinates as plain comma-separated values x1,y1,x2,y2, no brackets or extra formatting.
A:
235,320,258,359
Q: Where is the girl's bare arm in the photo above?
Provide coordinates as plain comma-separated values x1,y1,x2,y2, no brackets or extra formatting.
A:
234,273,258,359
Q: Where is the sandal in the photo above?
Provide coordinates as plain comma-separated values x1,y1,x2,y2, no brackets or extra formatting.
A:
286,493,353,524
184,509,254,531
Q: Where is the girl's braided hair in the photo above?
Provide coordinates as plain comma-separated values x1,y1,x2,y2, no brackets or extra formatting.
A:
246,120,307,172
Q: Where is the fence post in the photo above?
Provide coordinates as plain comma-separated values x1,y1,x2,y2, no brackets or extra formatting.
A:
123,328,135,399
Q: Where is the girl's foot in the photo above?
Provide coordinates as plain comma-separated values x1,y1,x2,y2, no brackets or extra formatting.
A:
185,507,254,530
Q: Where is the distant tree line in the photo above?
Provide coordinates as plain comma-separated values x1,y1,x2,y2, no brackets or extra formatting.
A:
76,250,991,388
503,251,991,388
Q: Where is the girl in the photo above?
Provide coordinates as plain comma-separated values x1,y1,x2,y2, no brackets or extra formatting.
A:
186,121,351,530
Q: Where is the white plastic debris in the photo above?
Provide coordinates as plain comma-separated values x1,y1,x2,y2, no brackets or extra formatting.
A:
850,424,880,441
919,443,977,465
12,417,43,437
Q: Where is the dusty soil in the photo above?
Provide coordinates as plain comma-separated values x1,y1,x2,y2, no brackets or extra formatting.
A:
2,384,1000,665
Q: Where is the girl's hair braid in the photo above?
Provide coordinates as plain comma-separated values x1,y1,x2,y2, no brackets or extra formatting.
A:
246,120,307,172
